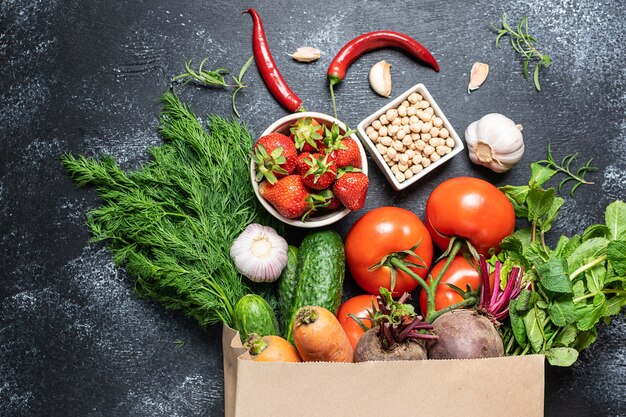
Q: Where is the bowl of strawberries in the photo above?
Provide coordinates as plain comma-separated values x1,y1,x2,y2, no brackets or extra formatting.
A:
251,112,369,228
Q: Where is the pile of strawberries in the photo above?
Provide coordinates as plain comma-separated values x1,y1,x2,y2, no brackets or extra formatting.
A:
254,117,369,220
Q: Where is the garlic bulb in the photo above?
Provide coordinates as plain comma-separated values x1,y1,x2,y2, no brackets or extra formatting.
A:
288,47,321,62
369,60,391,97
464,113,524,173
230,224,288,282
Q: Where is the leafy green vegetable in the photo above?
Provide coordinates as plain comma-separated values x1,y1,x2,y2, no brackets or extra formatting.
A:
62,92,280,328
499,157,626,366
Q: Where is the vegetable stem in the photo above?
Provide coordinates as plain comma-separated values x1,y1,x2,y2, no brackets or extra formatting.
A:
573,289,626,303
569,255,607,281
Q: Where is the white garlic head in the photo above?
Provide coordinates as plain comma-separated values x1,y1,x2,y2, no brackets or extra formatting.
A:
230,223,288,282
464,113,524,173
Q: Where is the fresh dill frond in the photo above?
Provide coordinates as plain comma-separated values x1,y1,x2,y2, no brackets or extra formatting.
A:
62,92,280,328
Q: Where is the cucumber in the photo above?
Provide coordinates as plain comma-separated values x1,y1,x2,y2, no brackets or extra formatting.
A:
277,245,299,331
233,294,279,342
284,230,345,343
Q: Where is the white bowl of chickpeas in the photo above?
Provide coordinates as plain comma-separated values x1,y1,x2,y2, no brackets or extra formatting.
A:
356,83,464,191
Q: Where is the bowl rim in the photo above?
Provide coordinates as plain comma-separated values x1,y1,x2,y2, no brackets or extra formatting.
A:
251,111,369,228
356,83,465,191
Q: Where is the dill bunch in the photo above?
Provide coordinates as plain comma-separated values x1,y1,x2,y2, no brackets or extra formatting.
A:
62,92,280,327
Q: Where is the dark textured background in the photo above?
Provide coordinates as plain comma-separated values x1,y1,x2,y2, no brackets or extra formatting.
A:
1,0,625,416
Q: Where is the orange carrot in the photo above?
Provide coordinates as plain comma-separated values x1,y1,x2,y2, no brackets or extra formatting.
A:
292,306,354,362
244,333,302,363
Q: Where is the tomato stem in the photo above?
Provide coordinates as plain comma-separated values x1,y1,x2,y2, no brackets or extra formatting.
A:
427,297,477,322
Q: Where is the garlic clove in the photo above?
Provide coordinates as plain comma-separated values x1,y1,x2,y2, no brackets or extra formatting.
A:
369,60,392,97
230,223,288,282
288,47,321,63
468,62,489,93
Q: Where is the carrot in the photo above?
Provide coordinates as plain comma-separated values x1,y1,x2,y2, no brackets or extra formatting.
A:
244,333,302,363
292,306,354,362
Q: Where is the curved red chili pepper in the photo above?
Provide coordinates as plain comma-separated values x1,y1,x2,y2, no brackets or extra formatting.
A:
327,30,440,86
244,8,303,113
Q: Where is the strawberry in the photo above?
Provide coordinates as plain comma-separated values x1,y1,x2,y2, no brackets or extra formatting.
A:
300,153,337,190
290,117,324,152
295,152,312,176
253,133,298,184
259,175,331,220
325,193,344,210
332,172,369,211
330,138,362,169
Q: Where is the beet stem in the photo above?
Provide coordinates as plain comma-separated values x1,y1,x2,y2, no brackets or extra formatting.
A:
490,261,502,306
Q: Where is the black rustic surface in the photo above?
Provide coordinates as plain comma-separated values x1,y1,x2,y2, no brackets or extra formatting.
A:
1,0,625,416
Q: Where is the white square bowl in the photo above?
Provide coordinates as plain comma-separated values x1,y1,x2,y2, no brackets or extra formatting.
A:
356,83,464,191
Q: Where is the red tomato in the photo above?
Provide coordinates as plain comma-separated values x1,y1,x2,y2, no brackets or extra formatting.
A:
345,207,434,296
424,177,515,255
418,256,495,317
336,295,378,349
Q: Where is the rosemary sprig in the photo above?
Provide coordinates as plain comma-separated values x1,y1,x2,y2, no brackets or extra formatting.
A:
492,14,551,91
536,144,596,197
173,56,254,117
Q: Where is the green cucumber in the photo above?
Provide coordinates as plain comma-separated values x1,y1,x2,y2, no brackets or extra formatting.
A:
233,294,279,342
277,245,299,331
284,230,345,343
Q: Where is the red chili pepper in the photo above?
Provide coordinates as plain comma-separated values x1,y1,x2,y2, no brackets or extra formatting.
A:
243,8,303,113
328,30,440,85
327,30,439,117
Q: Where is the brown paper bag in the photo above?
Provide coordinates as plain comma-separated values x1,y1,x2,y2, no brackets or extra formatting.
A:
223,325,544,417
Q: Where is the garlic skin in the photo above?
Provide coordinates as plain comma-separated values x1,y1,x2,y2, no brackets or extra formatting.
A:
465,113,524,173
288,47,321,62
369,60,392,97
230,224,288,282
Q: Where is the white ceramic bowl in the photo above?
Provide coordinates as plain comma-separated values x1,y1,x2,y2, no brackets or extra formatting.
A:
356,84,464,191
251,112,368,228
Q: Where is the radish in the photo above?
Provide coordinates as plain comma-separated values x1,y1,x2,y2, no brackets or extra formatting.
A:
353,289,436,362
427,255,527,359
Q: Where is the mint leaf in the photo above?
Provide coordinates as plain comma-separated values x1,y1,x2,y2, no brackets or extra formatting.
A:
530,162,557,187
540,195,564,233
527,187,556,223
545,347,578,367
548,297,577,326
553,324,578,347
582,224,611,241
605,295,626,317
553,235,570,257
575,292,606,331
607,240,626,276
605,200,626,241
536,257,572,294
574,328,597,351
567,237,609,276
584,263,606,294
509,298,528,347
523,305,547,353
500,184,529,205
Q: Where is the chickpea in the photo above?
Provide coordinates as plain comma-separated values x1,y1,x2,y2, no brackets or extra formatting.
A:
386,147,397,159
379,114,389,125
415,140,427,151
388,160,397,166
433,117,443,128
419,112,432,123
430,127,440,137
408,142,416,150
376,143,387,154
391,164,399,174
402,125,411,134
401,100,410,107
421,158,431,168
408,92,419,104
396,129,406,140
424,107,434,116
407,107,417,116
399,154,409,165
423,145,435,156
365,126,375,135
421,133,432,142
379,126,388,137
393,140,404,151
383,154,391,162
398,106,407,117
445,138,455,148
386,108,398,122
388,125,399,136
421,122,433,133
430,153,441,162
372,120,382,130
402,135,412,146
398,163,408,172
368,130,379,141
380,136,393,146
439,128,449,138
414,93,423,101
409,115,420,125
395,171,406,182
392,117,402,126
409,123,421,133
401,116,410,125
436,145,448,156
429,137,443,147
419,100,430,109
411,133,421,140
411,164,423,174
412,154,422,165
404,169,414,179
393,154,400,162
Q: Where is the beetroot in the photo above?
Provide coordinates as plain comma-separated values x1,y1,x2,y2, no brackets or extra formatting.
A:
427,255,526,360
353,289,436,362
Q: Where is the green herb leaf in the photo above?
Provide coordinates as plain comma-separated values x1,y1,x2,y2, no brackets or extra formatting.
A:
605,200,626,240
545,347,578,367
523,304,547,353
582,224,611,241
536,257,572,294
553,324,578,347
527,187,555,223
607,240,626,275
575,292,607,331
529,162,556,187
548,297,577,326
605,294,626,316
500,184,530,205
567,237,609,277
540,195,564,233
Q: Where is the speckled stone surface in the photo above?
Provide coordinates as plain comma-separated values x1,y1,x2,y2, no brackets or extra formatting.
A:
1,0,624,416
